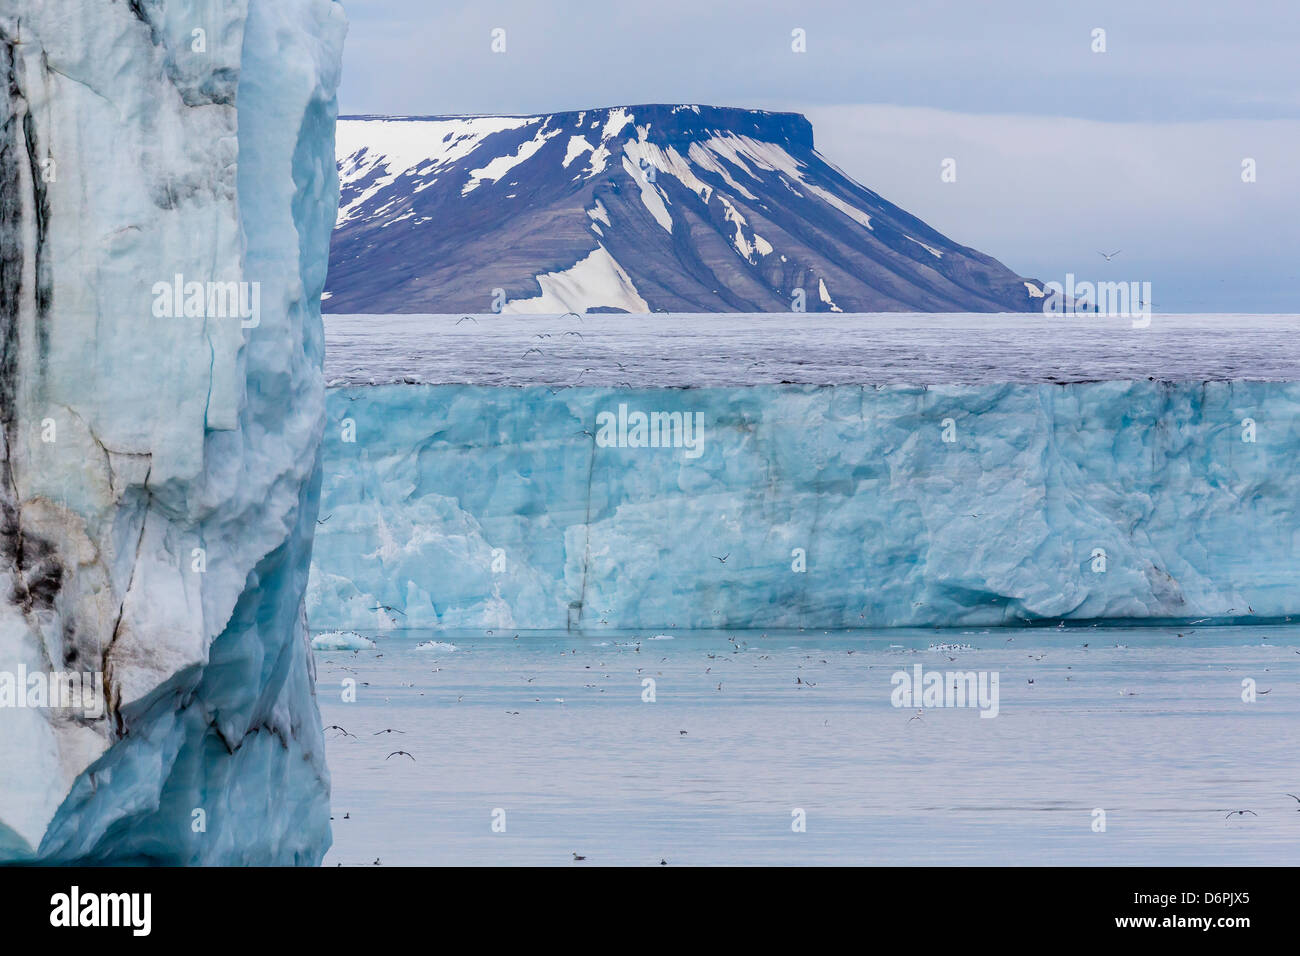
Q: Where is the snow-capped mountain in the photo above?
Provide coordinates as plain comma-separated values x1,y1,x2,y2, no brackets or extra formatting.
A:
327,104,1047,314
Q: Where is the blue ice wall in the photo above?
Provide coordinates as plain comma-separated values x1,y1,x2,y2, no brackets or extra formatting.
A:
308,381,1300,631
0,0,345,863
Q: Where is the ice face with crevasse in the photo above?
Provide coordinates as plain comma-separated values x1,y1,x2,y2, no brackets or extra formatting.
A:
0,0,345,863
307,378,1300,632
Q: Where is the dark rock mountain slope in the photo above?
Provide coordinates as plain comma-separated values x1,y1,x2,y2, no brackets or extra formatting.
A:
326,104,1047,314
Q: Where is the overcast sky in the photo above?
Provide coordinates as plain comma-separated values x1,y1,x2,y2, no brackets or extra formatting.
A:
338,0,1300,311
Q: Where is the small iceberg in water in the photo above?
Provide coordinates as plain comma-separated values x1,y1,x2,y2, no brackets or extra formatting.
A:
312,631,378,650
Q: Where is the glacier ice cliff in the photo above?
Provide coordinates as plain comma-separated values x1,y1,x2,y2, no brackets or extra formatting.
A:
308,381,1300,632
0,0,345,862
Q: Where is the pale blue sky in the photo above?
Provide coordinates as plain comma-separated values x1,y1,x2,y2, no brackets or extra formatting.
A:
337,1,1300,311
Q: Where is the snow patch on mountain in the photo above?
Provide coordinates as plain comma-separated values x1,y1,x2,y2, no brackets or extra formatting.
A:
564,134,594,167
587,199,612,226
908,236,944,258
621,150,673,232
501,244,649,314
602,107,634,140
463,123,562,195
337,115,537,220
818,278,844,312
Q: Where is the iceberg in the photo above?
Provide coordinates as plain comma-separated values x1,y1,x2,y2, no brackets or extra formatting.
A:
414,641,457,652
311,631,376,651
0,0,345,862
307,380,1300,631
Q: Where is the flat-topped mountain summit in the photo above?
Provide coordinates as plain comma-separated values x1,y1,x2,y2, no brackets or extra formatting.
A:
327,104,1047,314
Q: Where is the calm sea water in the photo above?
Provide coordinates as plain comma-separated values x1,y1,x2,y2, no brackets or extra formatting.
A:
323,313,1300,386
315,625,1300,866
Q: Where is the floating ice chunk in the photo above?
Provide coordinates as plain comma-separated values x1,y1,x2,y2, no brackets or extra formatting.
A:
312,632,378,651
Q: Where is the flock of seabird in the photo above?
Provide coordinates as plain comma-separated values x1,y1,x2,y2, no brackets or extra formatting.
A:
316,625,1297,864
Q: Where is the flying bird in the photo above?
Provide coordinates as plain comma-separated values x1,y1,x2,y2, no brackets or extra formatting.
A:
1224,809,1257,819
316,513,332,525
324,725,354,738
455,315,478,325
522,347,544,358
1097,250,1122,261
386,751,415,761
372,728,405,735
712,553,730,564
